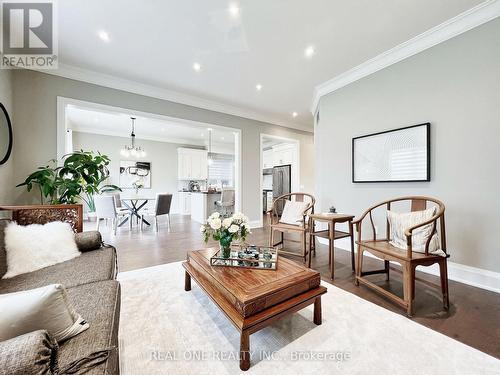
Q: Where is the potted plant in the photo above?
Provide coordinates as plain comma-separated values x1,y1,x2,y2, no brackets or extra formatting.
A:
17,151,121,214
15,159,60,204
201,212,250,258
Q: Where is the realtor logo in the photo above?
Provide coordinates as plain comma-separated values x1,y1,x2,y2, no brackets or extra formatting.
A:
1,0,58,69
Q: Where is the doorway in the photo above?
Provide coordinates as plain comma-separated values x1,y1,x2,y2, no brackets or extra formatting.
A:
259,134,300,227
56,97,242,216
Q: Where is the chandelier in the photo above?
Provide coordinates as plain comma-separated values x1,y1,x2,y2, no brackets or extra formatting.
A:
120,117,146,158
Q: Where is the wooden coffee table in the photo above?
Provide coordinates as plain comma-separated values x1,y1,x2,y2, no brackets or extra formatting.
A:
183,248,327,371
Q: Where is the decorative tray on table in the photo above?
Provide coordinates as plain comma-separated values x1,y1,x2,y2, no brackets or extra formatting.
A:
210,244,278,270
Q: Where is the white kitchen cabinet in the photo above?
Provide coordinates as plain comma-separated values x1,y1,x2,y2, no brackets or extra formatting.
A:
262,149,274,169
272,144,294,166
178,148,208,180
178,192,191,215
190,192,222,224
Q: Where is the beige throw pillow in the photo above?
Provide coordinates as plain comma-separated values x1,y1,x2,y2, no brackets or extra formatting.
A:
0,284,89,342
387,208,444,256
3,221,81,279
280,201,309,225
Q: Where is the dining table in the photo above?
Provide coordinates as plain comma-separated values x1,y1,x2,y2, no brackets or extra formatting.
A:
119,196,156,227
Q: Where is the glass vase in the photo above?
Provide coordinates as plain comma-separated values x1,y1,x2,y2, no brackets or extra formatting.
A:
219,237,232,258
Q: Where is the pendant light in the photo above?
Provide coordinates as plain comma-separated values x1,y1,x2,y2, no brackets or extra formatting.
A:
120,117,146,158
208,128,213,166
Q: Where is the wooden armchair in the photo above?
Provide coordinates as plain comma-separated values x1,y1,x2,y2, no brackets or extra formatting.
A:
352,197,449,316
268,193,315,261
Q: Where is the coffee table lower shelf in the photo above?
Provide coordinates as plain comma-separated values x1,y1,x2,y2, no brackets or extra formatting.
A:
183,261,327,371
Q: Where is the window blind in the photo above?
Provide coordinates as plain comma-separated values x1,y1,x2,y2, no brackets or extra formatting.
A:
208,154,234,185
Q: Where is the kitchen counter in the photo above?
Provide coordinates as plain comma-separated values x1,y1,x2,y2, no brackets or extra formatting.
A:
191,191,222,194
179,190,221,194
190,192,222,224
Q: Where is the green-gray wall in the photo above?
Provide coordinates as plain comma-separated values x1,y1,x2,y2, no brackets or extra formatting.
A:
0,70,13,204
10,70,314,224
315,18,500,272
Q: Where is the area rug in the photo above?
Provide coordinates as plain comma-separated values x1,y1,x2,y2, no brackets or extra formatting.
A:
117,262,500,374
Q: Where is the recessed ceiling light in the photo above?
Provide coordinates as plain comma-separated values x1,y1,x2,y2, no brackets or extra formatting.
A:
98,30,110,42
221,137,225,141
201,133,205,137
193,62,202,72
292,112,298,118
228,3,240,17
256,84,262,91
304,46,315,58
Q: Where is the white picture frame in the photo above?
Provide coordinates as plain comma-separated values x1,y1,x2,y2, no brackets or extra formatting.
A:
352,123,430,183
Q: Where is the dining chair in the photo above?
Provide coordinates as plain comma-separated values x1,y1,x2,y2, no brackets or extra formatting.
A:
94,195,131,235
141,193,173,232
215,188,235,217
111,192,134,225
112,193,127,211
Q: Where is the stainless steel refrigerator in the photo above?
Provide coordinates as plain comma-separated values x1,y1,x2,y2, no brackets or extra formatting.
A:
272,164,291,215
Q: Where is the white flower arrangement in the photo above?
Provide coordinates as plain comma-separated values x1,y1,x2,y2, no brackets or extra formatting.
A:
201,212,250,254
132,180,144,189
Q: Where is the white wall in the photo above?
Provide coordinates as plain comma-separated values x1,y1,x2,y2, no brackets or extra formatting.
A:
0,70,13,204
72,131,201,214
315,18,500,272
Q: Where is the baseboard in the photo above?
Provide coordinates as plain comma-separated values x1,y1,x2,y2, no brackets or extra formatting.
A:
317,238,500,294
248,220,263,229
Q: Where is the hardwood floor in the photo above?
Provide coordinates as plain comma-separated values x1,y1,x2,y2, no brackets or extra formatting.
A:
87,214,500,360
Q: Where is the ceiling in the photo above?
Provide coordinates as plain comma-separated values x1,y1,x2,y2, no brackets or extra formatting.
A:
67,106,236,149
57,0,484,130
262,137,293,150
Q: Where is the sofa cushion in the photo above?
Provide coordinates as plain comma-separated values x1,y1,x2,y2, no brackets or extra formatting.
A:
0,284,89,343
0,246,117,294
58,280,120,375
75,231,103,252
3,221,81,279
0,330,59,375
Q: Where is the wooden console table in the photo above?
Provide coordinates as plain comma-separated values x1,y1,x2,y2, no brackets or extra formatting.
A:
308,213,355,279
0,204,83,232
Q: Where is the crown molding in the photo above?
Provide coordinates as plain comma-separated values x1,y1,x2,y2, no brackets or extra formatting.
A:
311,0,500,114
35,63,313,133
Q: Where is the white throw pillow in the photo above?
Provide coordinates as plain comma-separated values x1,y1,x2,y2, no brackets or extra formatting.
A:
3,221,81,279
387,208,444,256
0,284,89,342
280,201,309,225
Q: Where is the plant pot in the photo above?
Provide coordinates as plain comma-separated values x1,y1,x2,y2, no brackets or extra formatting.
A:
87,211,97,222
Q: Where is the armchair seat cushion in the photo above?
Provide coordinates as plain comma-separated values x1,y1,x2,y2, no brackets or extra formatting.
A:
271,222,309,232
